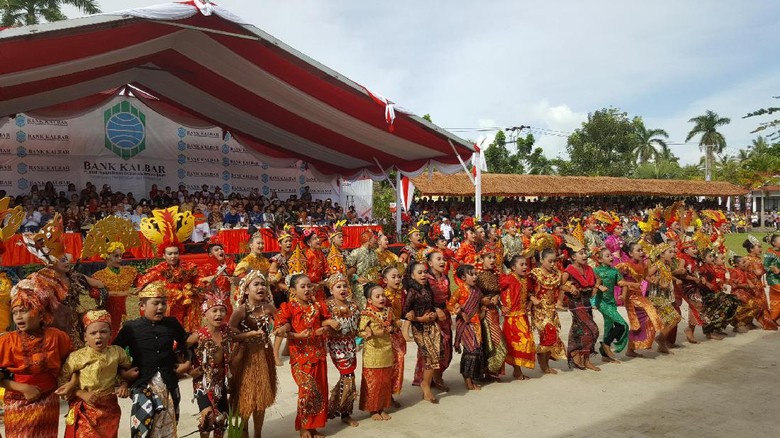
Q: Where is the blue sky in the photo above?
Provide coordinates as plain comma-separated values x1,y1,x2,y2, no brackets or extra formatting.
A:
65,0,780,165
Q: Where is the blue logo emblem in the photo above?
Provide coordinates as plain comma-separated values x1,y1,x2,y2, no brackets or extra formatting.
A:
261,163,269,170
177,141,186,151
262,186,269,195
16,131,26,143
222,183,230,193
299,163,306,171
222,157,230,167
298,175,306,185
15,115,25,127
16,163,27,174
261,174,269,183
104,101,146,160
17,179,28,190
222,171,230,181
177,127,186,138
16,146,27,158
177,154,186,165
177,169,186,179
223,132,232,141
221,144,229,155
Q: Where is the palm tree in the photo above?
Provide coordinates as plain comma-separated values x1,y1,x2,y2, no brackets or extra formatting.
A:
1,0,99,27
749,135,770,155
632,119,669,165
657,143,679,163
685,110,731,181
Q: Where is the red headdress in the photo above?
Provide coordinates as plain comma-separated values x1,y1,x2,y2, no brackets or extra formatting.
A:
200,289,228,314
359,229,376,244
83,309,112,328
11,279,53,324
461,216,475,231
502,217,517,230
521,217,535,229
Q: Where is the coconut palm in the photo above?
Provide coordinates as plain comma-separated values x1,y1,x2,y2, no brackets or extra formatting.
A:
1,0,99,27
685,110,731,181
632,120,669,165
749,135,770,155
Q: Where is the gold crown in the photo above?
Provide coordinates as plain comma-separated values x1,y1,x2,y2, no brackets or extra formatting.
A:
138,281,168,299
0,197,24,242
23,213,65,262
82,215,140,259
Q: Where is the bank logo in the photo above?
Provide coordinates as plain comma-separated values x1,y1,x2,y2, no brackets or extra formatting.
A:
222,183,230,193
178,141,186,151
16,131,26,143
177,169,186,179
299,175,306,185
261,163,269,170
262,186,269,195
261,174,269,183
222,157,230,167
222,144,229,155
17,163,27,175
15,115,25,127
104,101,146,160
177,127,187,138
222,170,230,181
178,154,186,165
16,146,27,158
17,178,28,190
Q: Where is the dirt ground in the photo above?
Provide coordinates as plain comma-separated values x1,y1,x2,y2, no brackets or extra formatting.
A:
35,307,780,437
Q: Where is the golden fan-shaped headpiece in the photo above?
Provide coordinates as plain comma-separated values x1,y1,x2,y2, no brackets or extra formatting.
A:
140,206,194,256
82,215,140,259
23,213,65,263
0,197,24,243
327,243,346,276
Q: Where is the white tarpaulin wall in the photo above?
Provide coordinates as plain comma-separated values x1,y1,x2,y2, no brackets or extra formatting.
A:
0,95,358,203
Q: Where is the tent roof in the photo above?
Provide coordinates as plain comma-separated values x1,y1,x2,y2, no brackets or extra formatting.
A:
411,173,748,197
0,1,473,179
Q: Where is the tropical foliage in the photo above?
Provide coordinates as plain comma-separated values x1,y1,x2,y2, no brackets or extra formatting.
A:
1,0,100,27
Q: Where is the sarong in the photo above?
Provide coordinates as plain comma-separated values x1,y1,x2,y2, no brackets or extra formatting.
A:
130,373,178,438
566,295,599,359
482,307,508,374
649,295,680,327
411,322,442,371
358,367,393,412
390,330,406,394
412,311,451,385
502,312,536,368
291,360,328,430
64,392,122,438
4,391,59,438
701,291,739,333
769,284,780,321
625,294,662,350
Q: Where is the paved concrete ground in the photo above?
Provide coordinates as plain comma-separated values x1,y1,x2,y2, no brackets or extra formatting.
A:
21,307,780,437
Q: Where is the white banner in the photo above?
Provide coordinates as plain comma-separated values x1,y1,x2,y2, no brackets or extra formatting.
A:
0,96,340,200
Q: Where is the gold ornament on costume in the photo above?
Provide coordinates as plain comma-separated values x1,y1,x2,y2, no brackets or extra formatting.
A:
82,215,140,259
327,244,346,275
329,219,347,240
0,197,24,242
138,281,168,299
284,243,307,289
563,234,585,254
140,206,194,256
663,201,684,227
570,220,584,247
22,213,65,263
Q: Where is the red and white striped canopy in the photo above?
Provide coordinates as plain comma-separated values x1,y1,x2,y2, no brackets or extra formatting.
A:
0,1,473,179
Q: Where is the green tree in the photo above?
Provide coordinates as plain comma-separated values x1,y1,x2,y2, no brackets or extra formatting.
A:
685,110,730,181
631,118,669,165
1,0,99,26
632,159,685,179
565,107,639,176
743,96,780,141
483,130,521,174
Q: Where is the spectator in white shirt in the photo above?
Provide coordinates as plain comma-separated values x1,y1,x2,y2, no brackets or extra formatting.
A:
21,205,42,232
440,218,453,241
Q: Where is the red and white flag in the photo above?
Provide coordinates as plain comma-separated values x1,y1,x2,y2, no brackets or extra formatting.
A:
400,176,415,212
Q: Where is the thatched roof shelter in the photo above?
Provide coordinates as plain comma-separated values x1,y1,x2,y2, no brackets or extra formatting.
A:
411,174,747,197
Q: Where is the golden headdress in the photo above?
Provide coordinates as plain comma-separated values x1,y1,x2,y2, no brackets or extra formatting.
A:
649,242,674,261
563,233,585,254
327,243,346,275
22,213,65,263
138,280,167,299
83,309,112,328
329,219,347,240
326,272,347,289
637,206,662,234
140,206,194,256
700,209,727,228
0,197,24,246
663,201,684,227
570,219,584,247
82,215,140,259
592,210,620,233
525,232,555,259
285,243,307,289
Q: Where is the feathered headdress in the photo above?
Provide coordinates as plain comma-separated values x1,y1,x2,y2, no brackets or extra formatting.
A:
140,206,194,256
277,224,295,243
663,201,684,227
82,215,140,259
700,209,727,228
0,197,24,253
329,219,347,240
460,216,475,231
592,210,620,233
200,289,228,314
23,213,65,263
563,233,585,254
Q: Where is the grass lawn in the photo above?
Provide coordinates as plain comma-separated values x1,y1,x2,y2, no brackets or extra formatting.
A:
723,231,778,255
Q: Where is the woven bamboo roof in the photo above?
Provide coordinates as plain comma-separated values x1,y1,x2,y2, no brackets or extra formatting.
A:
411,174,747,197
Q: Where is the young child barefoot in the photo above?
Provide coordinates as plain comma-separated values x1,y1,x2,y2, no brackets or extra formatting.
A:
58,310,135,437
359,284,398,421
324,274,360,428
448,264,484,390
499,256,536,380
229,271,278,438
275,274,340,438
188,291,233,438
529,250,567,374
592,249,630,363
381,267,406,407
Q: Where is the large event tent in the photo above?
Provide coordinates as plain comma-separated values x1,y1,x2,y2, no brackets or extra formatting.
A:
0,1,474,180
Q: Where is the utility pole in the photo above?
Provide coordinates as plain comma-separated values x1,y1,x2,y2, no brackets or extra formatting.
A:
705,143,712,182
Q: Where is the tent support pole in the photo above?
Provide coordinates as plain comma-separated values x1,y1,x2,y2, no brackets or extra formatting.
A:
396,171,403,239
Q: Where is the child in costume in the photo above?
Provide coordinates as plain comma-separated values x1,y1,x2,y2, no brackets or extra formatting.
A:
448,264,484,390
529,249,567,374
592,248,629,362
58,310,135,437
274,274,339,438
381,266,406,406
645,244,683,354
0,282,72,438
616,242,662,356
359,283,398,420
188,290,233,438
499,255,536,379
113,281,191,438
229,271,278,437
324,273,361,427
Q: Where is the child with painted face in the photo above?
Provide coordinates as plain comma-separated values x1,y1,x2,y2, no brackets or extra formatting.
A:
58,310,135,437
359,283,400,421
229,271,278,437
324,273,361,428
0,283,72,438
187,291,234,438
274,274,340,438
